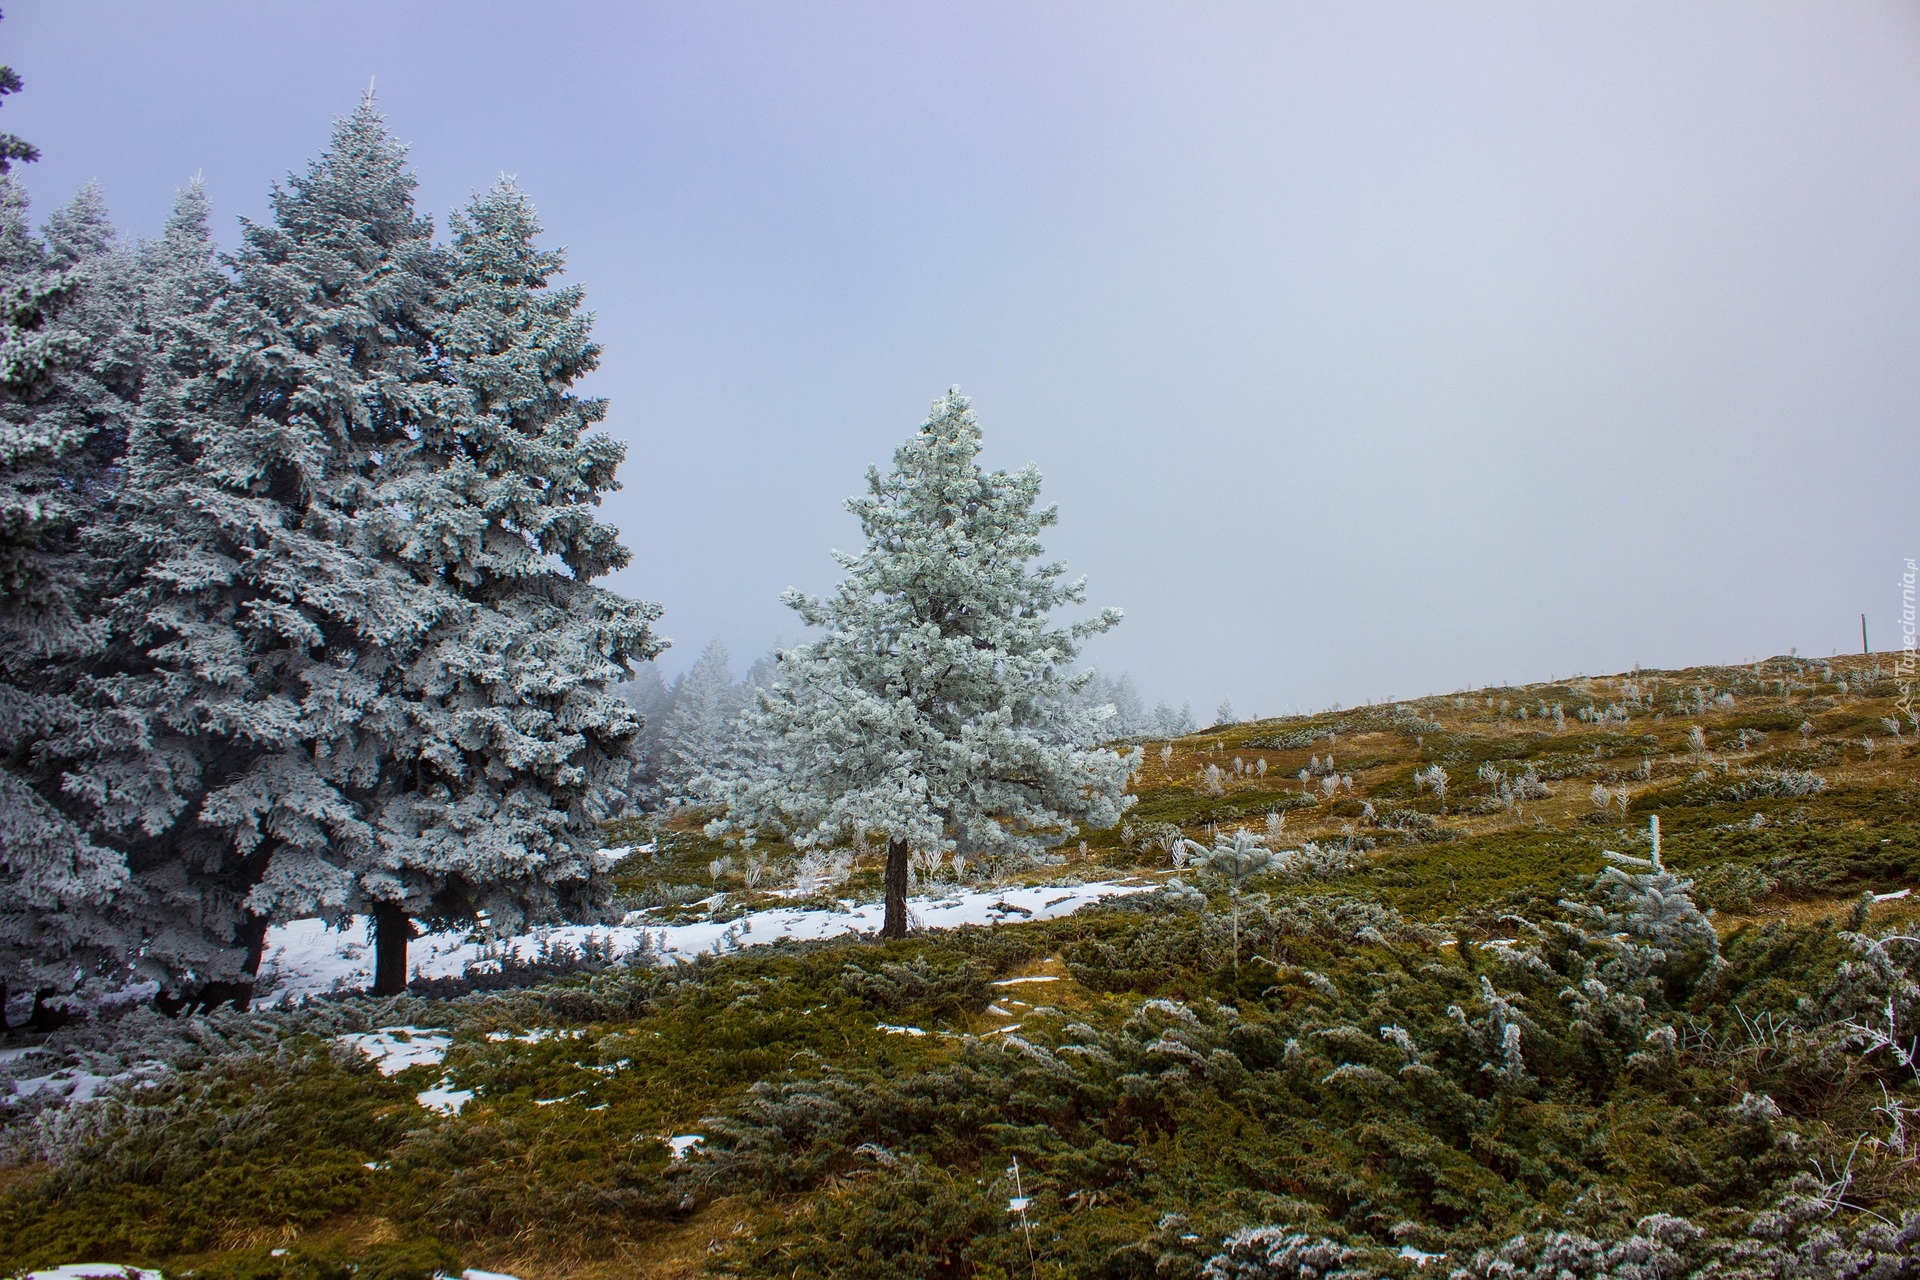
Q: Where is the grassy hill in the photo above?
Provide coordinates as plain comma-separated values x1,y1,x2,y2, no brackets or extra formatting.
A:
1,653,1915,1279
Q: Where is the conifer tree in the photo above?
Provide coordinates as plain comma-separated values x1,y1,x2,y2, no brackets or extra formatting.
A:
658,637,742,801
709,389,1139,937
1108,672,1147,737
0,179,145,1007
614,664,675,807
0,175,230,1009
0,13,39,176
360,177,660,992
98,99,458,999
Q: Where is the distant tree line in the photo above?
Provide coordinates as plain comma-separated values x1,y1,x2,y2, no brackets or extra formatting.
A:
615,643,1191,813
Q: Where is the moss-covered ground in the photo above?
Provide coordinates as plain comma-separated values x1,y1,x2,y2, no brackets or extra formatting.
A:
0,653,1915,1278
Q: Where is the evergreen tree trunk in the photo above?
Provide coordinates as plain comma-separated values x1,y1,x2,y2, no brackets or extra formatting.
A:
371,903,411,996
218,912,271,1011
882,838,910,939
153,911,273,1017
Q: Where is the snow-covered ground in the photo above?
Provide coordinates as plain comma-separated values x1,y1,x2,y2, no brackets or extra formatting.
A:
255,877,1152,1006
335,1028,454,1074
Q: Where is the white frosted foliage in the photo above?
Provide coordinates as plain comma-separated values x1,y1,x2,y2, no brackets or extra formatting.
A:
708,388,1139,870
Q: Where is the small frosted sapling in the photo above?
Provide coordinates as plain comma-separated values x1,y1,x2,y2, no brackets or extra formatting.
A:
1177,828,1277,973
1563,814,1719,962
1255,758,1267,778
909,848,945,885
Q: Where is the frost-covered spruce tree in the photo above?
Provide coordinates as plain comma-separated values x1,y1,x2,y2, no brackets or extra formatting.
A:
98,100,458,999
0,12,38,176
0,179,147,1005
658,637,744,801
80,179,260,981
360,177,661,992
1561,816,1718,963
708,388,1139,937
1107,672,1147,737
613,663,675,805
1063,669,1153,743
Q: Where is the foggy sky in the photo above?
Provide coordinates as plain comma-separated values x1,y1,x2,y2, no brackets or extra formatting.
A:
9,3,1917,718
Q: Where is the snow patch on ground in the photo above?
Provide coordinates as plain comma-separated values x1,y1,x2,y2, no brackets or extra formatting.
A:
483,1028,580,1044
336,1028,454,1075
19,1267,164,1280
415,1082,474,1115
256,879,1145,1005
5,1061,162,1107
596,843,652,867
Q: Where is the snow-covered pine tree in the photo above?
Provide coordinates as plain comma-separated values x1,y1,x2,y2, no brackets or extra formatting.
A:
360,177,661,992
657,638,743,801
612,664,675,806
0,13,37,176
1146,700,1195,738
0,179,146,1010
1061,671,1133,744
97,100,458,1001
1107,672,1147,737
708,388,1140,937
74,179,267,1000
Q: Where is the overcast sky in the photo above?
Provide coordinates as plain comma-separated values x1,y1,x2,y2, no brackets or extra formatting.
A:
8,3,1917,717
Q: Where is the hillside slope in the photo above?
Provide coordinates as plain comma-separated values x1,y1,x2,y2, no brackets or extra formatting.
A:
0,653,1915,1279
